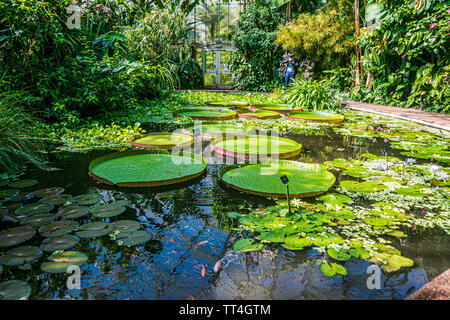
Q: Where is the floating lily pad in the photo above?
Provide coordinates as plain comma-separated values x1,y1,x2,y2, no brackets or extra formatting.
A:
318,193,352,206
331,263,347,276
41,235,80,252
112,220,140,232
130,133,193,149
38,220,79,237
0,189,19,199
285,111,344,123
33,187,64,198
394,187,427,197
284,236,313,249
327,248,351,261
320,263,336,277
57,206,90,220
0,226,36,247
39,194,73,206
89,150,207,187
184,122,250,139
340,180,387,193
0,246,42,266
233,238,263,252
8,179,38,189
15,202,54,216
20,214,56,228
0,178,9,187
174,107,236,120
237,110,280,120
75,222,114,238
9,192,33,202
0,280,31,300
252,103,294,114
212,135,302,160
90,204,126,218
40,251,88,274
113,200,132,207
71,194,101,206
388,230,407,238
116,230,152,247
205,101,249,107
260,229,285,243
364,217,389,227
220,161,335,198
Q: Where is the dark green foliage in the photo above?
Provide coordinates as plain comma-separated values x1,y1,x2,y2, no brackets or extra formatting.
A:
229,0,284,91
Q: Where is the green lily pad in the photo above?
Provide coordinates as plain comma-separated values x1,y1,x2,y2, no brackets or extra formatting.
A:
57,206,90,220
387,230,407,238
8,179,38,189
131,132,193,149
220,161,335,198
0,246,42,266
205,100,249,107
113,200,132,207
260,229,285,242
327,248,351,261
233,238,263,252
285,111,344,123
9,192,33,202
331,263,347,276
0,226,36,247
356,247,371,259
318,193,352,206
284,236,313,249
75,222,114,238
15,202,54,216
252,103,294,113
40,251,88,274
20,214,56,228
0,178,9,187
0,280,31,300
89,150,207,187
340,180,387,193
116,230,152,247
184,121,250,138
394,187,427,197
40,235,80,252
320,263,336,277
364,217,389,227
175,107,236,120
213,135,302,160
112,220,140,232
237,110,280,120
72,194,101,206
39,194,73,206
90,204,126,218
38,220,79,237
0,189,19,199
33,187,65,198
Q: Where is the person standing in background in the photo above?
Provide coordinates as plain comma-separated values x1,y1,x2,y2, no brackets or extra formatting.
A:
281,53,298,90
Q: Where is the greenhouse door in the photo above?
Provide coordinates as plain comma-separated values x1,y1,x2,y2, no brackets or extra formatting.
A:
202,46,234,89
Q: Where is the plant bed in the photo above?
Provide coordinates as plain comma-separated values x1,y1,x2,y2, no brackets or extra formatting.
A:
89,149,207,187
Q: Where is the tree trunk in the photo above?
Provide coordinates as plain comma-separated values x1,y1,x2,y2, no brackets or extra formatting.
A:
354,0,362,86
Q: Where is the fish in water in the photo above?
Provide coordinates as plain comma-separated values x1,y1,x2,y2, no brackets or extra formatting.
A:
194,240,208,250
214,258,223,273
201,264,206,278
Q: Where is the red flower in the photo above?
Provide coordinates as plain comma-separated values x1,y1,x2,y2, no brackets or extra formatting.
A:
401,54,406,59
430,23,437,30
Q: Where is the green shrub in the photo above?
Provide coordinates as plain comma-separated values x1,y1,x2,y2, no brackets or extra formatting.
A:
282,79,340,111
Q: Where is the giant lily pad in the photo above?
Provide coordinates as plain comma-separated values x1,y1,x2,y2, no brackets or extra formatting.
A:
33,187,64,198
41,235,79,252
0,226,36,247
15,202,54,216
237,110,280,120
130,133,193,150
39,194,73,206
252,103,294,114
0,246,42,266
8,179,38,189
57,206,90,220
212,135,302,160
0,280,31,300
285,111,344,123
75,222,114,238
174,107,236,120
220,161,336,198
39,220,79,237
40,251,88,274
71,194,101,206
116,230,152,247
90,204,126,218
184,122,250,139
205,101,249,107
89,150,207,187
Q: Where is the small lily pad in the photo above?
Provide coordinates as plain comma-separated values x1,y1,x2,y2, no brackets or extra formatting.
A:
0,178,9,187
394,187,427,197
0,189,19,199
39,194,73,206
331,263,347,276
38,220,79,237
75,222,114,238
20,214,56,228
116,230,152,247
320,262,336,277
33,187,65,198
112,220,140,232
0,226,36,247
72,194,101,206
8,179,38,189
41,235,80,252
57,206,90,220
0,280,31,300
90,204,126,218
327,248,351,261
15,202,54,216
0,246,42,266
40,251,88,274
364,217,389,227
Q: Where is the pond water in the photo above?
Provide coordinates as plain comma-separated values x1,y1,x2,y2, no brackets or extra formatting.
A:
0,111,449,300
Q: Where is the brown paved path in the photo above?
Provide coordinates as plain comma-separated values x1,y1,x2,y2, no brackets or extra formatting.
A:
406,269,450,300
342,101,450,132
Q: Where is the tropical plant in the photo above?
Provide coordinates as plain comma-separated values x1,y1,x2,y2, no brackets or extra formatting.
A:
282,79,340,111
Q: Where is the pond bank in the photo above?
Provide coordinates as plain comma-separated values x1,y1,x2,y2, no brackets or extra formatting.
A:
341,101,450,132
